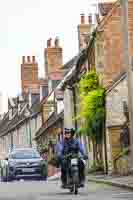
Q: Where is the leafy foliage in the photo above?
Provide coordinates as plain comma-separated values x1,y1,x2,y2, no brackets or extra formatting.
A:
78,70,106,165
79,71,99,95
37,143,49,153
78,71,105,142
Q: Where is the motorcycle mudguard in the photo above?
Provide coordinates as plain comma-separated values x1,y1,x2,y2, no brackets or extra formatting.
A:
71,165,78,173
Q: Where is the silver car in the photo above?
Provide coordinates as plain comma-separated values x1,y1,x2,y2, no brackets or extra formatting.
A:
1,148,47,181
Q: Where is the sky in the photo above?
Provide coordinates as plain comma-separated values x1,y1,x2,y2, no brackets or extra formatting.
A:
0,0,115,112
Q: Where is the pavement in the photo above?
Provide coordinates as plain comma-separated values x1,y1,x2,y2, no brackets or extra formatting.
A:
88,174,133,190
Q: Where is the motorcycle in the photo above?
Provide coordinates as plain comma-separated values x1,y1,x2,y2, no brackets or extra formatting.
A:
62,153,86,195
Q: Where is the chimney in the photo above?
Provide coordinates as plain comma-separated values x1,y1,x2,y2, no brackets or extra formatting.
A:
32,56,36,63
88,14,92,24
27,56,30,63
55,37,59,47
22,56,25,64
80,13,85,24
47,38,52,47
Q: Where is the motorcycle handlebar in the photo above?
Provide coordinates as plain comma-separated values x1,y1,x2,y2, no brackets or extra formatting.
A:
62,153,88,160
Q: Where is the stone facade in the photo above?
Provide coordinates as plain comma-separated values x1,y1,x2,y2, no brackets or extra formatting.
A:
0,113,42,157
0,94,42,158
106,74,128,172
106,75,127,128
96,0,133,88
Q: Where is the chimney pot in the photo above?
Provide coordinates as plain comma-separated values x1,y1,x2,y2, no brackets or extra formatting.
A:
27,56,30,63
22,56,25,64
32,56,36,63
55,37,59,47
47,38,52,47
88,15,92,24
80,14,85,24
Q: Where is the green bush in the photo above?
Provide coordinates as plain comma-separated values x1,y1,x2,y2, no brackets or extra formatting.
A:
40,160,48,177
88,161,104,173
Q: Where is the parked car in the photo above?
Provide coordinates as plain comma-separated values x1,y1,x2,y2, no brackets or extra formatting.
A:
1,148,47,181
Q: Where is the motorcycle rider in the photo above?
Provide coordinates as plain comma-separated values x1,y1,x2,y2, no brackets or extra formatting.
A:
56,128,88,188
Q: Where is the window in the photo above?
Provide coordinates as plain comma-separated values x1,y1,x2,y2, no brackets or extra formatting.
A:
42,86,48,97
52,80,60,89
10,149,40,159
31,94,40,104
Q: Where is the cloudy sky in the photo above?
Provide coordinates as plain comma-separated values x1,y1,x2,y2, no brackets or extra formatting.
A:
0,0,114,112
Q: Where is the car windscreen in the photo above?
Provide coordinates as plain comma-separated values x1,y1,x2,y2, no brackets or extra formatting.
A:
10,150,40,159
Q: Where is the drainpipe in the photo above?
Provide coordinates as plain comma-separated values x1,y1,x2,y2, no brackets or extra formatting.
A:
72,87,78,131
103,93,108,174
29,120,32,148
98,61,108,174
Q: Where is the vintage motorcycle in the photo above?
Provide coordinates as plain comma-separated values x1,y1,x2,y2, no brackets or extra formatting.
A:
62,153,86,195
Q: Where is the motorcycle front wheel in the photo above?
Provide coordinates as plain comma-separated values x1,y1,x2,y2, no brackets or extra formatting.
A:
74,184,78,195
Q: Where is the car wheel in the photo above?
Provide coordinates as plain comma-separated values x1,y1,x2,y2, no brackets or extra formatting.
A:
1,167,13,182
1,167,7,182
1,176,7,182
41,176,47,181
1,175,13,182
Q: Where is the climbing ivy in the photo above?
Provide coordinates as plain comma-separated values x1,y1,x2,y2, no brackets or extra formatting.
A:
78,70,106,165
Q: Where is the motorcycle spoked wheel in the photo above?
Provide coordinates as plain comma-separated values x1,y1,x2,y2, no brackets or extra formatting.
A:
74,184,78,195
72,171,79,195
69,184,78,195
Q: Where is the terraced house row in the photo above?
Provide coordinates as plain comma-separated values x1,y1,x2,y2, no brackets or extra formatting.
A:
0,0,133,177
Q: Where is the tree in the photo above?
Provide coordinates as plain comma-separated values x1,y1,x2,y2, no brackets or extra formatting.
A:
78,71,105,166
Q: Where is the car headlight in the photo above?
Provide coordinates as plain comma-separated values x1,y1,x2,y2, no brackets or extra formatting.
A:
9,161,16,167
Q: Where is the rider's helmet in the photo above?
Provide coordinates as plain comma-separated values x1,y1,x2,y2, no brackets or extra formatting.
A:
64,128,71,134
64,128,75,137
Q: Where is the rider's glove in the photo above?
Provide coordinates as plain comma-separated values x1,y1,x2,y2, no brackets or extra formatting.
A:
83,155,88,160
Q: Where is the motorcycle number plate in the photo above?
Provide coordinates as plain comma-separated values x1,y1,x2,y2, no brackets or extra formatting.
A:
71,158,78,165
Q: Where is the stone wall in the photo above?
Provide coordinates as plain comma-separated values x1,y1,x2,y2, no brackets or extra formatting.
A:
96,1,133,88
106,76,129,173
106,76,128,127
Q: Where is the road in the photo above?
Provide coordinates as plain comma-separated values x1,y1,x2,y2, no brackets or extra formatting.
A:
0,180,132,200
